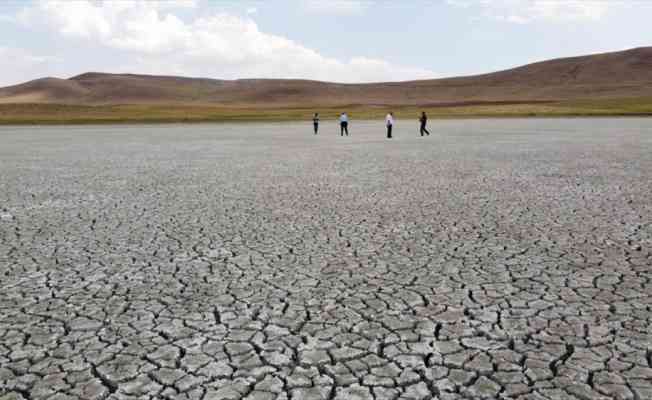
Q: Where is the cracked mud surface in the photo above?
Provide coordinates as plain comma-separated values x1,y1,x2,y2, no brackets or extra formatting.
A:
1,119,651,400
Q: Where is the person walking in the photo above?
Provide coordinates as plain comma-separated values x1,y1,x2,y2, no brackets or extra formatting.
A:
419,111,430,136
339,112,349,136
385,112,394,139
313,113,320,134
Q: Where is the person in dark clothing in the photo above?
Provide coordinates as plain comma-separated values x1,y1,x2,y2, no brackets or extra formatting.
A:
419,111,430,136
339,113,349,136
313,113,320,134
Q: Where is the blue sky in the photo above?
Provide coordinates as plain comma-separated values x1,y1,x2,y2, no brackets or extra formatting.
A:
0,0,650,86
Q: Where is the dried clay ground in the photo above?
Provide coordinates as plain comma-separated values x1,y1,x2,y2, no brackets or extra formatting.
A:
0,119,651,400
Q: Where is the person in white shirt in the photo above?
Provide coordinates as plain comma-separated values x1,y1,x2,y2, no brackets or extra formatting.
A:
339,112,349,136
385,112,394,139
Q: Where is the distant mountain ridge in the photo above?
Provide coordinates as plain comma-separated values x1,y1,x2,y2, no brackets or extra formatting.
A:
1,47,651,106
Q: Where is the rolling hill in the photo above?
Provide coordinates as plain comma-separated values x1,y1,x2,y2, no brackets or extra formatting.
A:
1,47,651,108
1,47,652,123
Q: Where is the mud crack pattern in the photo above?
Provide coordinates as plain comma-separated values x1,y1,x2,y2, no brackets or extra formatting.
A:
1,120,651,400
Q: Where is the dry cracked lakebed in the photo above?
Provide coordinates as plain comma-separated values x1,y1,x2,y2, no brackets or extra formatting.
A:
0,119,651,399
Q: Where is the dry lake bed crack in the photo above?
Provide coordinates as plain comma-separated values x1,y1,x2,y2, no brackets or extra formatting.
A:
1,120,651,399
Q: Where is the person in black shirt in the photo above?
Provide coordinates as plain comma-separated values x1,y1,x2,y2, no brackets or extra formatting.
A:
313,113,320,134
419,111,430,136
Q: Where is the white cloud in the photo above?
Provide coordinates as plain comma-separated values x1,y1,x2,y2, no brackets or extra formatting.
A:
0,47,60,86
448,0,619,23
528,1,611,21
246,7,257,15
155,0,198,9
16,0,433,82
303,1,371,16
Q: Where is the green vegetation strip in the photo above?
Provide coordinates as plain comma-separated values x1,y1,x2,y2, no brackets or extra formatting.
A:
1,98,652,124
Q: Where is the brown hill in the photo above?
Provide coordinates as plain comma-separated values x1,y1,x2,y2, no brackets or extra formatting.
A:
1,47,651,107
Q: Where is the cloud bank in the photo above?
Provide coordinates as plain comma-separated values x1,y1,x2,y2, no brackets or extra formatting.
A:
15,0,434,83
0,47,61,86
447,0,620,24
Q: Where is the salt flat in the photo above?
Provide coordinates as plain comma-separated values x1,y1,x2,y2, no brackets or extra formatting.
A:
0,119,651,400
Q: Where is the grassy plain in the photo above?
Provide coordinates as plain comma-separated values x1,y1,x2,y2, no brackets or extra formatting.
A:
1,98,652,125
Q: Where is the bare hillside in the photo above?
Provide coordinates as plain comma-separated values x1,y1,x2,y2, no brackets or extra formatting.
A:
1,47,651,106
